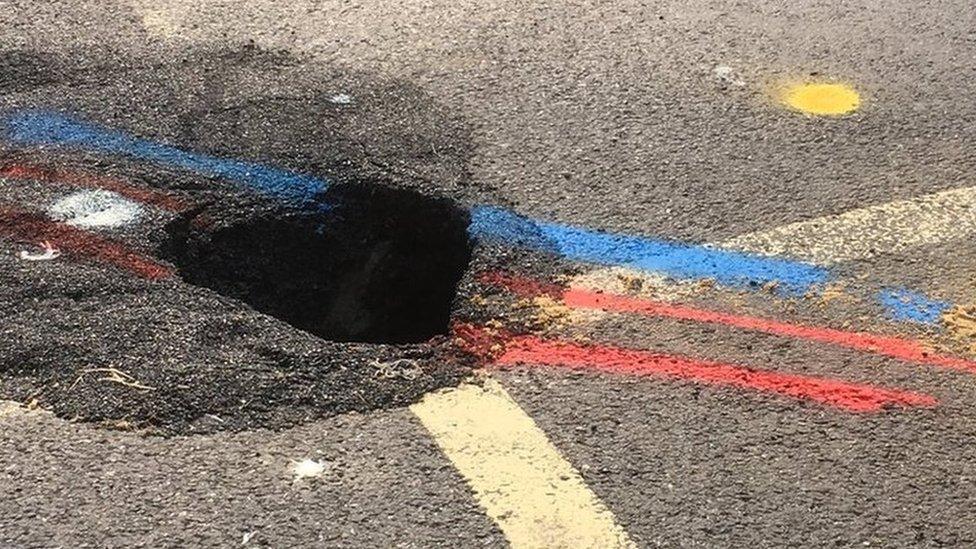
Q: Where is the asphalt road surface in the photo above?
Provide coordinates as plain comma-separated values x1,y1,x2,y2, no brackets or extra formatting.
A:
3,0,976,547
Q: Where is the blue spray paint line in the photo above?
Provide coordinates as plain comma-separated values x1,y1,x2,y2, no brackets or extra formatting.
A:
4,110,331,208
468,204,560,254
470,205,830,293
4,110,947,323
878,288,950,324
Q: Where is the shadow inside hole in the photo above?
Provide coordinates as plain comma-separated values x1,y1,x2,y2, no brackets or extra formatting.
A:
160,185,473,344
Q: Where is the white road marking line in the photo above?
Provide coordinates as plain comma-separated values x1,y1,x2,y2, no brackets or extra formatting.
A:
720,185,976,265
411,378,635,549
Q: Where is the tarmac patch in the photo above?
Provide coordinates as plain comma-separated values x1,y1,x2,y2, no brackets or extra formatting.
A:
0,47,493,435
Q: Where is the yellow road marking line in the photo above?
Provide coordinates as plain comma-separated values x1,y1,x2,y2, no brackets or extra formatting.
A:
720,185,976,265
411,378,634,549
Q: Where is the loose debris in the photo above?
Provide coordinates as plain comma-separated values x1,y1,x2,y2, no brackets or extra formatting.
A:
291,458,327,480
71,368,155,392
370,358,424,381
18,240,60,261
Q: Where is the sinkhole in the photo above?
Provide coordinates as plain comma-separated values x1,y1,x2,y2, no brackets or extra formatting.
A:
160,184,473,344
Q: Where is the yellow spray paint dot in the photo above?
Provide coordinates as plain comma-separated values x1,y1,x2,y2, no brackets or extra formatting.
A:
782,83,860,115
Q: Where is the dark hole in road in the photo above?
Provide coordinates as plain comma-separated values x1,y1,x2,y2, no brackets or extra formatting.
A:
160,184,473,344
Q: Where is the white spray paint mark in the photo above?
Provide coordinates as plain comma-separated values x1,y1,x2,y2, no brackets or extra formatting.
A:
713,65,745,87
18,240,61,261
48,190,143,229
291,459,327,480
330,93,353,105
136,5,181,38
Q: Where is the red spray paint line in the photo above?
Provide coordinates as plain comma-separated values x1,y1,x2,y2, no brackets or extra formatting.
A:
479,271,563,298
0,163,211,227
1,164,190,212
0,207,172,280
480,272,976,375
492,332,937,412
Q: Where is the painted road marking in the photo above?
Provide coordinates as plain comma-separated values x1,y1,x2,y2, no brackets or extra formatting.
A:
411,378,635,549
48,189,143,229
780,82,861,116
878,288,951,324
290,459,328,480
720,185,976,265
482,272,976,374
4,110,330,208
486,331,936,412
470,205,829,293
